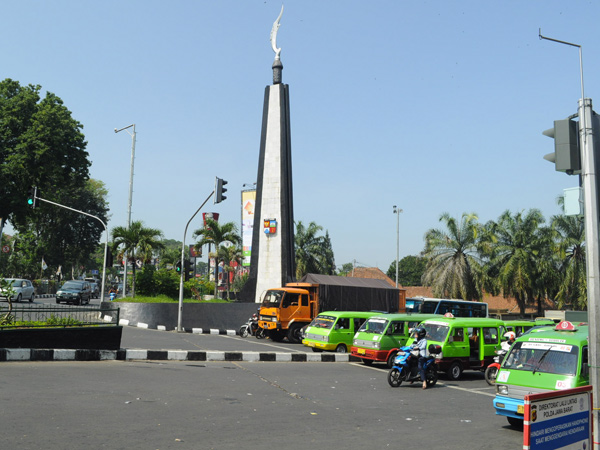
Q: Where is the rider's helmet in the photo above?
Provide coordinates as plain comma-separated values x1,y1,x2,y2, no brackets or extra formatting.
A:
416,327,426,339
252,313,257,319
503,331,516,342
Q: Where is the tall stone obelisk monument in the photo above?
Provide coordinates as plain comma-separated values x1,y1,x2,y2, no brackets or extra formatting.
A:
240,7,295,303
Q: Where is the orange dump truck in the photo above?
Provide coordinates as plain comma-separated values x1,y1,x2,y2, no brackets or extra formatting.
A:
258,274,403,343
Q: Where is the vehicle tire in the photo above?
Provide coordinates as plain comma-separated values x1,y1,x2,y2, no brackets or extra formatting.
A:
425,367,438,387
388,368,403,387
56,299,60,304
485,365,499,386
29,293,34,302
507,416,523,428
239,326,249,338
311,348,323,352
362,358,373,366
386,351,398,368
269,330,285,342
75,297,81,306
447,362,463,380
15,294,21,303
287,324,303,344
255,328,265,339
335,344,347,353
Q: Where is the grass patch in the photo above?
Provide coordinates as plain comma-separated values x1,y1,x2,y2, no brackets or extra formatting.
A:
111,295,232,304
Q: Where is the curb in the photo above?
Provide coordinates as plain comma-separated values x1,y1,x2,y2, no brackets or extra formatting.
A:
0,348,363,363
115,317,238,336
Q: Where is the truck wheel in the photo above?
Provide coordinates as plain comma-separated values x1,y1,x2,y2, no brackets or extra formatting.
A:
388,368,402,387
269,331,285,342
287,324,303,343
386,351,398,368
447,362,463,380
335,344,347,353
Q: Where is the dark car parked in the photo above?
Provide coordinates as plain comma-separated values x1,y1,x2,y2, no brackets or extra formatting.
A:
56,280,92,305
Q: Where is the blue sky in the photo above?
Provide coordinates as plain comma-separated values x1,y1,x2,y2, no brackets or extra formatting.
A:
3,1,600,272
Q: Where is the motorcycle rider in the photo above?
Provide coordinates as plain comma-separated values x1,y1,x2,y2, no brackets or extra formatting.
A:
502,331,516,352
411,327,428,389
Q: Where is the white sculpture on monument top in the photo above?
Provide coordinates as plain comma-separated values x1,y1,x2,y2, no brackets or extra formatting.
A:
270,5,284,61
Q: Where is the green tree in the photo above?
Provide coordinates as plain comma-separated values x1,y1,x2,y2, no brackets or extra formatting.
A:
0,79,89,232
192,219,241,298
482,209,555,315
295,221,335,279
552,213,586,310
422,212,483,300
111,221,164,297
387,255,427,286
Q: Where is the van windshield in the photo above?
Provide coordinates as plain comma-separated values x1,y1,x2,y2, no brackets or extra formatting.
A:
311,316,335,330
262,290,283,307
422,323,450,342
358,318,387,334
502,341,579,376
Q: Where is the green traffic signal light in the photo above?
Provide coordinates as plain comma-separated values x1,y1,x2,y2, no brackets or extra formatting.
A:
27,187,38,208
175,261,182,273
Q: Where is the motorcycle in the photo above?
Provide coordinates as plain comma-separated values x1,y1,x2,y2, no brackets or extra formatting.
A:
387,344,442,388
484,348,508,385
239,314,265,339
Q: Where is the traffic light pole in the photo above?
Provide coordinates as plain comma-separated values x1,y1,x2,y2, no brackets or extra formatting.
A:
177,190,215,332
579,98,600,449
35,196,109,303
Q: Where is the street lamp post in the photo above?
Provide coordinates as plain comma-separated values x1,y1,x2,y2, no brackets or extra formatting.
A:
114,124,136,299
540,31,600,447
393,206,403,288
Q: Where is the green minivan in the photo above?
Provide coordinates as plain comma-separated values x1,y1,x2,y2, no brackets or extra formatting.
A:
493,321,589,427
413,316,506,380
350,313,440,367
302,311,380,353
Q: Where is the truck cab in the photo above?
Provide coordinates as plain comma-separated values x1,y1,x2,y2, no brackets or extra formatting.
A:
258,283,316,343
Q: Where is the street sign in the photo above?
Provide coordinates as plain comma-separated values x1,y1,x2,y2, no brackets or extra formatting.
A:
2,245,10,253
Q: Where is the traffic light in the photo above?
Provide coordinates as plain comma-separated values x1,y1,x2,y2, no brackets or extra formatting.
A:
27,186,38,208
106,248,114,268
214,177,228,204
543,118,581,175
175,260,183,275
184,259,191,281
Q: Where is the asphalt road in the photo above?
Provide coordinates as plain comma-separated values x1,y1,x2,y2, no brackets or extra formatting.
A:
1,359,522,450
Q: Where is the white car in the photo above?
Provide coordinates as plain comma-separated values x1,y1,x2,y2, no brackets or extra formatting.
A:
0,278,35,303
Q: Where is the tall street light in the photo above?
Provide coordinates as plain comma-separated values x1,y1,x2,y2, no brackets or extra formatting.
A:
540,30,600,445
393,206,403,288
114,124,137,299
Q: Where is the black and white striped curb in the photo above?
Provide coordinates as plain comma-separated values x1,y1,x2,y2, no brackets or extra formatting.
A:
0,348,362,363
108,315,239,335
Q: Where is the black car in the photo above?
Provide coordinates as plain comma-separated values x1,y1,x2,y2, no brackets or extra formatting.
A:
56,280,92,305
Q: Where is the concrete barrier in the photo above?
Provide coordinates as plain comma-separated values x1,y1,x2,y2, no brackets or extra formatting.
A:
100,301,259,332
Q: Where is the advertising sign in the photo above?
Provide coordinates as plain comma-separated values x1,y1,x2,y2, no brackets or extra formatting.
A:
523,385,592,450
241,190,255,267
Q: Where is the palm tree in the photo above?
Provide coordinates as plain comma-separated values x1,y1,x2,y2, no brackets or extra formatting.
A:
295,221,335,279
552,213,586,310
482,209,554,315
422,212,483,300
111,221,164,297
218,244,243,299
192,219,241,298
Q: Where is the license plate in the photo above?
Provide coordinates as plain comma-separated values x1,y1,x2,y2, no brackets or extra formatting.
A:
357,348,365,355
517,404,524,414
